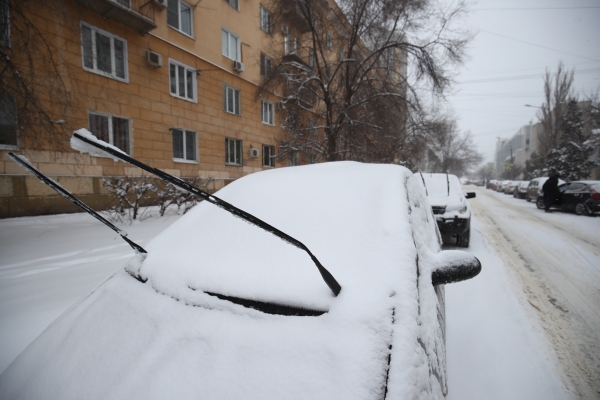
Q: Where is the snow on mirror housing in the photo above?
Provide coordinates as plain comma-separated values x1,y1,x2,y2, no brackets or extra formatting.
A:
431,250,481,286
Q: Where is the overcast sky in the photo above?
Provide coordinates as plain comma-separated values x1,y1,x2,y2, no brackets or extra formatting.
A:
441,0,600,164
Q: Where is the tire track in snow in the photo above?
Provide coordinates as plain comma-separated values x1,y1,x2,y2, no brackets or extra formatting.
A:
471,188,600,399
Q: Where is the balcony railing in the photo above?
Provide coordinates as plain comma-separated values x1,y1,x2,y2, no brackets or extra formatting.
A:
74,0,157,33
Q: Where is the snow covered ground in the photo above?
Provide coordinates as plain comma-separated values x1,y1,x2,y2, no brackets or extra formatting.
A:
0,189,587,398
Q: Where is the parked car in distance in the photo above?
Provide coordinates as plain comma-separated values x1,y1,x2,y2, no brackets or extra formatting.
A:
497,180,510,192
0,162,481,399
536,181,600,215
418,173,476,247
527,177,566,202
504,180,519,194
514,181,530,199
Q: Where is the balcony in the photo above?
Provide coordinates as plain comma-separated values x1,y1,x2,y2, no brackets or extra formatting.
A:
74,0,157,34
282,3,311,33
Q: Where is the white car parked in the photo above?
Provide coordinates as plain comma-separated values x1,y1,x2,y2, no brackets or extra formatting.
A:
1,158,481,400
416,173,476,247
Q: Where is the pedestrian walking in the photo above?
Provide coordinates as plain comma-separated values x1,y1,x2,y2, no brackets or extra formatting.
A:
542,173,560,213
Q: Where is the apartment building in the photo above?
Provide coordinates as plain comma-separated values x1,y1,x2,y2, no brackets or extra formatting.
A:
0,0,356,217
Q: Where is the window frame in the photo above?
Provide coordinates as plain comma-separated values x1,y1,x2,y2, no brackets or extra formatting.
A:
289,151,298,166
262,144,275,167
80,22,128,82
261,100,274,126
223,84,241,115
225,137,243,165
0,95,18,150
260,5,272,34
88,111,131,155
224,0,239,10
167,0,194,37
260,53,272,77
169,59,197,103
221,27,240,61
326,31,332,50
171,127,198,163
0,0,11,48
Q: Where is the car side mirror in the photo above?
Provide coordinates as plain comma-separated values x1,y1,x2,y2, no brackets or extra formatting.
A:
465,192,476,199
431,250,481,286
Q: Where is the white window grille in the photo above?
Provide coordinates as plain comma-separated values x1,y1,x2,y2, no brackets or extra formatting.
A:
262,145,275,167
223,85,240,115
167,0,193,36
261,101,274,125
81,23,128,81
226,137,242,165
169,59,197,102
221,28,240,60
172,128,197,161
88,112,130,154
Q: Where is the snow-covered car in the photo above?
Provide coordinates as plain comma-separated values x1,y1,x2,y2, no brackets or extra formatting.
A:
514,181,530,199
504,180,518,194
417,173,476,248
0,161,481,399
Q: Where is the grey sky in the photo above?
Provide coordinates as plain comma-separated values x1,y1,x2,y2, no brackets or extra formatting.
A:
442,0,600,164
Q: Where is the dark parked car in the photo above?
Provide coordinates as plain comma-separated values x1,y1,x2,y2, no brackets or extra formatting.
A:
536,181,600,215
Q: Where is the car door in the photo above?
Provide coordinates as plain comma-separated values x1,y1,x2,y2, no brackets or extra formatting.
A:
555,183,572,209
561,183,585,211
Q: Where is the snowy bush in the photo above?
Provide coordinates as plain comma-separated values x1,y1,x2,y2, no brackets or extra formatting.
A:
151,177,213,217
102,176,155,222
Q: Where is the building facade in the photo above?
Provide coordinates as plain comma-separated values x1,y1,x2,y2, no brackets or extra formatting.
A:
0,0,359,217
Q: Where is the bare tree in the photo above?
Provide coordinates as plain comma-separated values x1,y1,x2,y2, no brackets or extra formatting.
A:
424,117,482,176
537,61,574,156
0,0,73,151
260,0,471,164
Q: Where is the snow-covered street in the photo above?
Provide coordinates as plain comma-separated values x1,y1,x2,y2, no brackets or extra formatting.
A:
0,187,597,398
459,186,600,399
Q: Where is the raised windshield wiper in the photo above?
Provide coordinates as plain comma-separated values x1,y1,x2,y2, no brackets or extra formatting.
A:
71,131,342,297
7,153,147,255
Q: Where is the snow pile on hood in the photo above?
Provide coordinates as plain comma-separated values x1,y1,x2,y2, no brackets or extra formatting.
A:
0,162,447,400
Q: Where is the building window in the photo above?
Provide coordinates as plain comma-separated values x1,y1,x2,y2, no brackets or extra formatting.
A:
289,151,298,166
224,0,239,10
309,120,317,138
0,95,17,148
172,128,197,162
294,37,300,54
226,137,242,165
260,53,272,77
326,31,332,49
221,28,240,61
308,48,315,68
167,0,193,36
260,6,272,34
81,23,128,81
339,46,344,61
308,153,316,164
88,112,130,154
263,145,275,167
223,85,240,115
169,59,197,102
261,101,274,125
0,0,11,48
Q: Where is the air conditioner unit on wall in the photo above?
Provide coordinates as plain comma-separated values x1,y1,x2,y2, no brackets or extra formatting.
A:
154,0,167,9
249,148,260,158
147,50,163,67
233,60,245,72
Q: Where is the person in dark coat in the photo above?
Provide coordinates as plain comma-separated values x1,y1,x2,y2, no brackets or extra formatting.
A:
542,173,560,213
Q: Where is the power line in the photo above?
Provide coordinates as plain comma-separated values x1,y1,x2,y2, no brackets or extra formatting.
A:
457,67,600,84
473,6,600,11
481,30,600,62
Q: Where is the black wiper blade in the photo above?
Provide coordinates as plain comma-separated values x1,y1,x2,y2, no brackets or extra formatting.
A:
8,153,146,255
71,132,342,296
